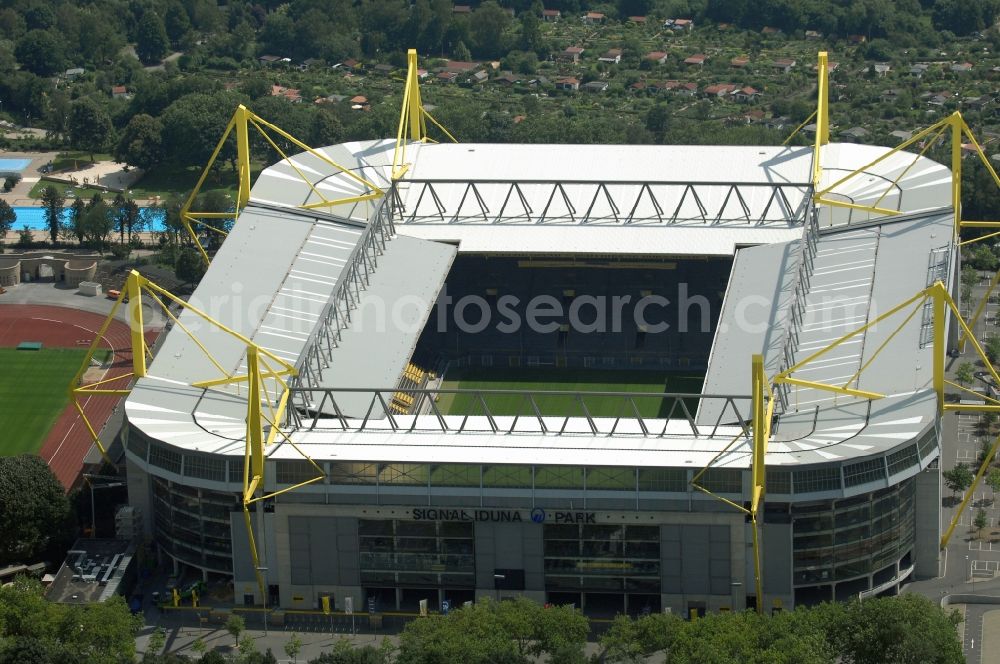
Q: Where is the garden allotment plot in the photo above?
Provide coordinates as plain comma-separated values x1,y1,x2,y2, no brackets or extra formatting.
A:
0,348,89,455
435,368,704,418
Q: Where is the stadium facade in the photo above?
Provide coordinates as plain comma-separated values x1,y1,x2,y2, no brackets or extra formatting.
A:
124,129,954,616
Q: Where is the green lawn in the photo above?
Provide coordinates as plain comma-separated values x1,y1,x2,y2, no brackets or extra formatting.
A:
127,161,266,201
436,368,703,418
28,179,107,200
0,348,89,455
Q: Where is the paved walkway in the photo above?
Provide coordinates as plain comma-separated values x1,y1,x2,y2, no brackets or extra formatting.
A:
0,150,59,206
55,159,144,192
983,610,1000,664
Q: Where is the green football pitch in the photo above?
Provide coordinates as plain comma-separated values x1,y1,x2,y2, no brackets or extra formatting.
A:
0,347,89,456
436,368,704,418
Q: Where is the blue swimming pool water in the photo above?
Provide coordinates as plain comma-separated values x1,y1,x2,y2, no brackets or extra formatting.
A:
12,206,166,232
0,158,32,172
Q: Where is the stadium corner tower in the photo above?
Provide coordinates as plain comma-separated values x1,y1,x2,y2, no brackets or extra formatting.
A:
125,133,954,616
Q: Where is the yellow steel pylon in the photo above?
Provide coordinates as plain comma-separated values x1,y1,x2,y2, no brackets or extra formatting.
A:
692,281,1000,608
801,49,1000,352
69,269,325,604
391,49,458,180
180,105,385,266
691,354,772,613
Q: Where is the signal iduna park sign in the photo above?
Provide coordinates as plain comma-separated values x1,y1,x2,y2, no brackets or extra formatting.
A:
411,507,596,524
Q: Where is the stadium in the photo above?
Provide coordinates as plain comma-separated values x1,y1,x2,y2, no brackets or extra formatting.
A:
121,52,961,618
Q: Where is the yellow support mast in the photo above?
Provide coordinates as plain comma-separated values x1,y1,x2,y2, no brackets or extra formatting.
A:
392,49,458,180
812,51,829,188
180,105,384,266
691,354,772,613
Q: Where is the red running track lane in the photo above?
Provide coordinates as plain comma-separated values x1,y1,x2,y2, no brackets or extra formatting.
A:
0,304,160,490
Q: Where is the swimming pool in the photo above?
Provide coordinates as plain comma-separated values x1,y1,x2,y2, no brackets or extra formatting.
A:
0,158,32,173
10,206,167,232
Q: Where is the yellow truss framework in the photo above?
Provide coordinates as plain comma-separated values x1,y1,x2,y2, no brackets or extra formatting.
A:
793,49,1000,357
695,282,1000,610
690,354,773,613
180,105,385,266
786,52,1000,250
69,270,326,602
391,48,458,180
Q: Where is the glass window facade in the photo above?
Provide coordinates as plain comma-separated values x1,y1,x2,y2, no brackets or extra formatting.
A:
638,468,687,492
359,519,475,588
843,458,886,487
152,476,237,573
699,469,741,493
886,445,919,477
149,443,181,475
543,524,660,593
276,460,320,485
330,463,378,485
793,467,841,493
185,453,226,481
791,477,915,587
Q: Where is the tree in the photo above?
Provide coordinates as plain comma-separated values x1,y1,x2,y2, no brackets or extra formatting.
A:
600,612,682,663
68,99,114,162
986,335,1000,365
0,456,71,566
809,594,963,664
469,1,510,58
975,508,989,538
111,193,128,244
40,186,64,245
81,201,114,249
0,200,15,237
14,29,64,76
136,12,170,65
105,194,142,246
961,265,979,291
115,114,163,170
225,613,245,648
67,198,87,244
399,597,588,664
519,11,543,54
955,362,975,387
667,609,834,664
0,577,143,663
308,639,395,663
191,637,207,658
284,634,302,663
147,627,166,656
943,463,974,500
161,92,245,168
987,467,1000,502
164,3,192,47
16,226,32,249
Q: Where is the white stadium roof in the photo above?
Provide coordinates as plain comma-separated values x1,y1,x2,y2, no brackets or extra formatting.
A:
125,139,953,477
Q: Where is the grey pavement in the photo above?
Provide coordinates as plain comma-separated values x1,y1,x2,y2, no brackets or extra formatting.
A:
965,604,988,664
0,280,167,326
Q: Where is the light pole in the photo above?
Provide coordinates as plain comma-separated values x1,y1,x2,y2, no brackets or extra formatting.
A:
493,574,505,603
257,566,269,636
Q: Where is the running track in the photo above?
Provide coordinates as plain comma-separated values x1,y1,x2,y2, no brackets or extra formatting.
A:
0,304,159,489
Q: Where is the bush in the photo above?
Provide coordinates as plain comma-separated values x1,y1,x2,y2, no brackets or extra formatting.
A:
16,225,32,248
2,174,20,192
108,244,130,260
